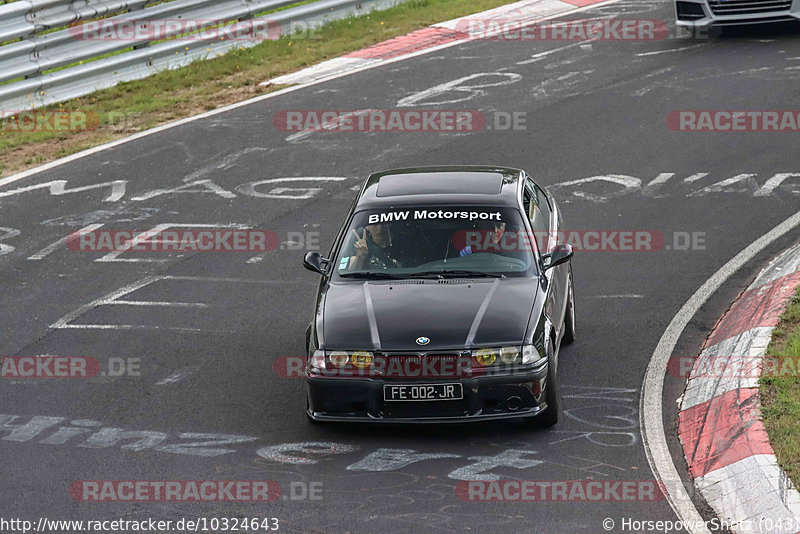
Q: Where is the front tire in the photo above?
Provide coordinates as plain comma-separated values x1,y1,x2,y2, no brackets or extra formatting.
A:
530,339,559,427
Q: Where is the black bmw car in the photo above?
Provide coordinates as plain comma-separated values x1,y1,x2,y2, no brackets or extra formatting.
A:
301,166,575,425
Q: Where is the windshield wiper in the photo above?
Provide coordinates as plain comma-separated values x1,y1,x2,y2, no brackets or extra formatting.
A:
410,270,506,279
339,271,405,279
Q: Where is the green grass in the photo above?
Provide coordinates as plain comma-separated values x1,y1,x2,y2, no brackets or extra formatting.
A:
761,285,800,482
0,0,517,177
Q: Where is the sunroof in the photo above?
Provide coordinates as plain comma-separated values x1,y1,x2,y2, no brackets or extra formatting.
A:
376,172,504,197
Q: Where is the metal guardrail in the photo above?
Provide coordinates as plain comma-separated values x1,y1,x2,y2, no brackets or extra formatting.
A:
0,0,404,111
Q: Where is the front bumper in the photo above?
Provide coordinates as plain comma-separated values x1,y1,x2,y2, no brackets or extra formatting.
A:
675,0,800,28
306,366,549,423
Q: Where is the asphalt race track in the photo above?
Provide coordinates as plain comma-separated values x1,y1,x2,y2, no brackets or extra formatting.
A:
2,0,800,531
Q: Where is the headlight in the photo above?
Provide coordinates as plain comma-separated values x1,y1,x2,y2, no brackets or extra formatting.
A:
473,347,525,366
310,350,326,370
473,348,497,366
323,351,374,369
328,351,350,368
500,346,520,364
522,345,543,365
350,351,373,368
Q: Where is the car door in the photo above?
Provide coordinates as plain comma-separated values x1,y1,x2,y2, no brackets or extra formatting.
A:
525,177,568,341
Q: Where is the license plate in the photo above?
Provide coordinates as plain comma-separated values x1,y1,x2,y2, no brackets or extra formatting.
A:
383,383,463,401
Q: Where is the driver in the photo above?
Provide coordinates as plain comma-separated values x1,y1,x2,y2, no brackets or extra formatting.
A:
458,220,506,256
348,223,400,270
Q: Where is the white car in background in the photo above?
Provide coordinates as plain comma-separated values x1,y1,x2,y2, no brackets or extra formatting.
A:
676,0,800,30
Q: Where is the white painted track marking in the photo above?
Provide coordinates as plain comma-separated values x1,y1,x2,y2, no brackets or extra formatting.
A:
161,275,294,284
0,227,20,256
95,223,249,263
49,275,296,332
636,44,707,57
156,366,199,386
646,173,674,187
641,209,800,534
56,324,210,332
27,223,105,261
683,173,709,183
397,73,523,108
50,276,163,330
586,294,643,298
107,300,208,307
517,38,600,65
0,0,623,191
285,111,377,142
235,177,349,198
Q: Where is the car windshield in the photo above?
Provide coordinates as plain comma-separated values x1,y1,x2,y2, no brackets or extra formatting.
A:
335,206,537,279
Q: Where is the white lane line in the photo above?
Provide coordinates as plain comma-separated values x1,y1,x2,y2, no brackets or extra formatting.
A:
27,223,105,261
586,294,643,298
95,223,249,264
49,275,300,332
55,324,213,332
266,57,380,86
516,38,599,65
0,0,625,191
156,366,199,386
285,109,378,142
50,276,163,329
513,14,618,65
646,173,673,188
636,44,707,57
641,208,800,534
107,300,209,307
162,275,292,284
683,173,709,183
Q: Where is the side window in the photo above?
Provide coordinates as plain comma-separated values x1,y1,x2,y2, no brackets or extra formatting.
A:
526,179,549,232
525,178,552,252
533,183,552,226
523,182,533,217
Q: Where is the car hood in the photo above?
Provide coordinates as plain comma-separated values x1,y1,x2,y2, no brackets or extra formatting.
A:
320,278,538,351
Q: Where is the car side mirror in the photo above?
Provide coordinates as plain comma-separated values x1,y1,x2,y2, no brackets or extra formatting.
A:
303,252,329,276
541,243,573,271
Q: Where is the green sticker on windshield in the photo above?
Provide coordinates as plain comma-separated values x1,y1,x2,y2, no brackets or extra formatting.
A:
339,257,349,270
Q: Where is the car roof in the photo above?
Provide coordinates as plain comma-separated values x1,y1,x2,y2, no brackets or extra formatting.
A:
355,166,524,210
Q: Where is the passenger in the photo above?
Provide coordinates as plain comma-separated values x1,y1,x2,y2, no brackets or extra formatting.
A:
349,223,400,270
459,221,506,256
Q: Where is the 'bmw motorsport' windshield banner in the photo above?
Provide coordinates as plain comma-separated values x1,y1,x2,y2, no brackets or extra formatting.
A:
368,210,502,223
